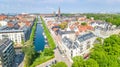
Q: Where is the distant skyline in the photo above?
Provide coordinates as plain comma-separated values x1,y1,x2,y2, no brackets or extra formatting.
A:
1,0,120,13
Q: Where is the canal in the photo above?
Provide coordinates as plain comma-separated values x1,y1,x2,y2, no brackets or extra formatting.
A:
34,19,46,52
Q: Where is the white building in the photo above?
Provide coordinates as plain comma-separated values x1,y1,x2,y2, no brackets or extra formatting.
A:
90,21,117,38
0,21,7,26
61,32,96,61
43,17,55,23
0,30,25,44
90,21,115,30
0,24,32,45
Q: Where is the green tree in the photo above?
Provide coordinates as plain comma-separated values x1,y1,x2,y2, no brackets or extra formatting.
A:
85,59,99,67
23,45,37,67
43,48,54,56
59,22,68,30
51,62,67,67
81,22,87,26
96,37,102,44
72,56,85,67
23,17,39,67
107,56,119,67
84,13,120,26
72,35,120,67
90,48,109,67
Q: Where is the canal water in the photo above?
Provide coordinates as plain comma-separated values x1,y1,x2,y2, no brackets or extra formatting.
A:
34,20,46,52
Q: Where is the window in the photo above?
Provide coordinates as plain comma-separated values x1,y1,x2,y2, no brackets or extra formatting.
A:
0,57,1,65
80,44,83,51
87,44,90,49
71,50,73,57
86,41,91,49
2,34,8,38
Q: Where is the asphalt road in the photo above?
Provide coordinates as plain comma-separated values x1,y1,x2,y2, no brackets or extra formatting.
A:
54,48,72,67
37,48,72,67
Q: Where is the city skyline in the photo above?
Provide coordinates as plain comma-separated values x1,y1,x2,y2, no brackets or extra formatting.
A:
0,2,120,66
1,0,120,13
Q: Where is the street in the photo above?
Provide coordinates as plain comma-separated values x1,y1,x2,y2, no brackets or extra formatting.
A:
54,48,72,67
37,47,72,67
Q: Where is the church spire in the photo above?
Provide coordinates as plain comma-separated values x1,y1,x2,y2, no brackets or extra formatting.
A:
58,7,61,17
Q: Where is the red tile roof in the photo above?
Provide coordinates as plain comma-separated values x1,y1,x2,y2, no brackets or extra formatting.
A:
52,28,59,32
53,23,59,26
0,15,7,20
7,22,14,27
47,21,52,26
75,31,80,35
25,21,31,26
78,25,93,32
70,25,75,30
78,17,86,21
69,22,79,30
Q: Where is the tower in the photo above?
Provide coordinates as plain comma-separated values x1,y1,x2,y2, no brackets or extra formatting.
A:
58,7,61,17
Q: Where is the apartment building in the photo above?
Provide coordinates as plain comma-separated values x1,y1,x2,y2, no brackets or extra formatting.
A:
0,15,35,45
0,24,32,45
61,32,96,61
0,38,15,67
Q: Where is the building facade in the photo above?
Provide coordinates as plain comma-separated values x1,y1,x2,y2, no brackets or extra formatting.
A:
61,32,96,61
0,27,31,45
0,14,36,45
0,38,15,67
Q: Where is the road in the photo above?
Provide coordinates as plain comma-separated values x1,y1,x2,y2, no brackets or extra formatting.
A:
54,48,72,67
37,47,72,67
36,58,56,67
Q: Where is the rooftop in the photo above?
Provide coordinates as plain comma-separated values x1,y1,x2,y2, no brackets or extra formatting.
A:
77,32,95,42
58,30,75,35
62,36,80,49
62,36,73,49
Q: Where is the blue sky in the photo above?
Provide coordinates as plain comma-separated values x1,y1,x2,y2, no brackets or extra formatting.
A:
0,0,120,13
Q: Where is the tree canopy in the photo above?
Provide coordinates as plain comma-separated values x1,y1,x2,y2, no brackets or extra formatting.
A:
81,22,87,26
72,35,120,67
59,22,68,30
23,18,38,67
51,62,67,67
84,13,120,26
43,48,54,56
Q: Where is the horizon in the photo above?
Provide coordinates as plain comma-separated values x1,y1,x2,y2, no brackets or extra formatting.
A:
1,0,120,13
1,12,120,15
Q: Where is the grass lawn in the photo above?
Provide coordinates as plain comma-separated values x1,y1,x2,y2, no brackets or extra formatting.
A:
30,55,54,67
41,17,55,49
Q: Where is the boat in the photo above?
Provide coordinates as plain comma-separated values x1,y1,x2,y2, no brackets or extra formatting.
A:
45,40,48,43
42,32,45,35
45,44,49,48
44,36,47,39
